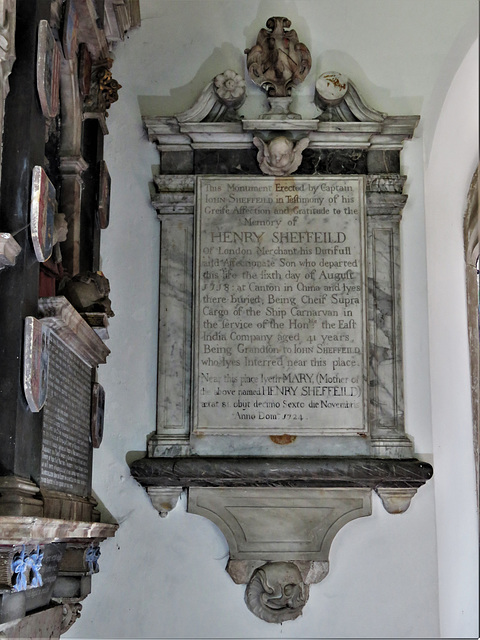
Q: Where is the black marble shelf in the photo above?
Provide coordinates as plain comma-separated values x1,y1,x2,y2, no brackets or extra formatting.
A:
130,456,433,490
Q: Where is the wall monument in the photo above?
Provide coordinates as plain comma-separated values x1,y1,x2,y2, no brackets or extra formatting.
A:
131,16,433,623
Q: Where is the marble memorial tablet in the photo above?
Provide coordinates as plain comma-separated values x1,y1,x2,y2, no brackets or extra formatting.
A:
193,176,366,436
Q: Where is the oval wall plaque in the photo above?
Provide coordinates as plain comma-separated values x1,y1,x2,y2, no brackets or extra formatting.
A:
30,165,56,262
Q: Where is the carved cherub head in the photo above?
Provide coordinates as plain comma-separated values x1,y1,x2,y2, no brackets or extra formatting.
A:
245,562,309,623
253,135,309,176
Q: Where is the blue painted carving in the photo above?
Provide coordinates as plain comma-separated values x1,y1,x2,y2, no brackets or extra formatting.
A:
27,546,44,588
11,546,28,592
85,545,101,574
11,545,44,591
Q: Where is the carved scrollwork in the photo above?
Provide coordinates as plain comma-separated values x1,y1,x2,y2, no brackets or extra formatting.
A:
245,17,311,98
84,59,122,118
253,135,309,176
60,602,83,633
99,68,121,110
245,562,309,623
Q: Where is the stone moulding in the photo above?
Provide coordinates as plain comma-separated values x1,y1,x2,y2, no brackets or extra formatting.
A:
132,456,433,520
131,456,433,491
143,115,419,153
38,296,110,366
0,517,117,546
0,477,43,518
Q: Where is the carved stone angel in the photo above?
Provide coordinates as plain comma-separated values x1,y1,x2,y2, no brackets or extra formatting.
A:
253,135,309,176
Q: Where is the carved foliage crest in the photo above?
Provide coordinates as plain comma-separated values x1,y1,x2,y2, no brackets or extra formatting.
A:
245,17,311,97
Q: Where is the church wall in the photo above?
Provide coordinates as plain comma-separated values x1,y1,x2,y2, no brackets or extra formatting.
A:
424,39,479,639
65,1,478,637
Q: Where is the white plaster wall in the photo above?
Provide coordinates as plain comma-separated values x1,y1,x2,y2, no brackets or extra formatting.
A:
65,2,478,638
424,39,479,639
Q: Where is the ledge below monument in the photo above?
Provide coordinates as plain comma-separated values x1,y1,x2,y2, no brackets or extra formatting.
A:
130,456,432,490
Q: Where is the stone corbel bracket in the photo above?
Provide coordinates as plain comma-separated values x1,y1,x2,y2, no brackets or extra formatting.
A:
131,457,432,621
190,487,368,622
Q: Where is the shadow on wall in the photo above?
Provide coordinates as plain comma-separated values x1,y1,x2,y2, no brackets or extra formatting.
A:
138,42,423,121
138,42,245,117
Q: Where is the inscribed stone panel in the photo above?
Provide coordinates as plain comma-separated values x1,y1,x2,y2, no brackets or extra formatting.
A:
193,176,366,436
40,334,91,495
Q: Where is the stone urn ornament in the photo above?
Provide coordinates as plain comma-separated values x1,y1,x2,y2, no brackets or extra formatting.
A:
245,17,311,119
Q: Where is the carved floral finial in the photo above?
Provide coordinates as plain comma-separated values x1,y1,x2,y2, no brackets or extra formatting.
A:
213,70,245,105
245,17,311,98
253,135,309,176
176,69,245,123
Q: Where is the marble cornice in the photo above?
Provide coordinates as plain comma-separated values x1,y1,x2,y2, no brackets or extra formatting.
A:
143,115,419,152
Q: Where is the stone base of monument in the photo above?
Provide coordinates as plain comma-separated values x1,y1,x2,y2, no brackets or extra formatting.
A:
190,487,369,622
131,456,432,621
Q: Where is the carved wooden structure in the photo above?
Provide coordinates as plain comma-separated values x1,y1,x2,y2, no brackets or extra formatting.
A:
0,1,139,635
